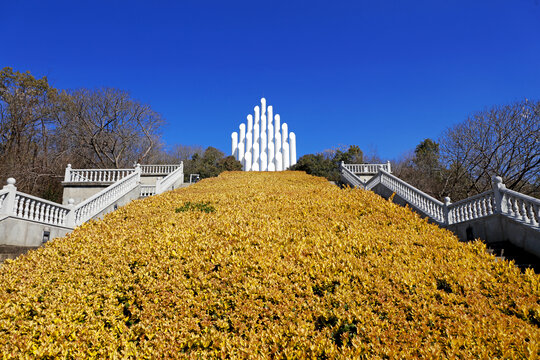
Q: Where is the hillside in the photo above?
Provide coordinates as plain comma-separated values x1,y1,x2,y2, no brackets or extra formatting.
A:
0,171,538,358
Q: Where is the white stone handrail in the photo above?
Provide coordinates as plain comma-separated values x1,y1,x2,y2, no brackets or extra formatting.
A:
499,186,540,228
340,163,366,188
73,167,141,225
376,170,446,223
64,164,135,183
140,164,182,175
447,190,495,225
343,161,392,175
13,192,71,226
155,162,184,194
140,185,156,198
341,165,540,230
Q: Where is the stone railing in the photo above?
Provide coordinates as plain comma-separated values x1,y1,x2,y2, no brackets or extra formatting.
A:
342,161,391,175
340,163,366,188
140,185,156,198
341,165,540,230
64,165,134,183
155,162,184,194
140,164,182,176
497,181,540,227
447,190,495,225
73,167,141,225
374,170,446,223
0,178,71,227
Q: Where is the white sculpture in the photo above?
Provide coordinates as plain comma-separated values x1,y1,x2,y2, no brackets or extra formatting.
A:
231,98,297,171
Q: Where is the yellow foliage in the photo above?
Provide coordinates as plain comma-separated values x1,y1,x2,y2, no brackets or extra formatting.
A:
0,171,538,358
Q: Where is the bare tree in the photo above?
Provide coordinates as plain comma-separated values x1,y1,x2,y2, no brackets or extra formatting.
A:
0,67,64,198
58,88,164,168
440,99,540,199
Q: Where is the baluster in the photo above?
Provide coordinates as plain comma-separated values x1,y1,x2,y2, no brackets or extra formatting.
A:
22,198,30,218
520,200,530,223
508,197,517,218
510,198,518,219
529,204,538,227
28,200,36,220
471,201,478,219
486,197,493,215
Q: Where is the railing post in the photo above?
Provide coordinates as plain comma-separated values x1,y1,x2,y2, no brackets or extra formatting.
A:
64,164,72,182
444,197,451,225
65,198,75,227
1,178,17,216
492,176,507,214
387,160,392,174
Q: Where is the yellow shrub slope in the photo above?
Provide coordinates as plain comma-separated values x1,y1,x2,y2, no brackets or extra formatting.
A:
0,172,539,358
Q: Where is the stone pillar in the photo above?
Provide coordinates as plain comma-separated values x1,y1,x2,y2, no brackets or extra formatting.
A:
493,176,507,214
65,198,75,227
0,178,17,216
260,114,267,171
274,114,282,171
289,132,296,167
387,160,392,174
444,197,452,224
282,123,290,170
64,164,72,182
238,124,246,170
267,106,275,171
231,132,238,160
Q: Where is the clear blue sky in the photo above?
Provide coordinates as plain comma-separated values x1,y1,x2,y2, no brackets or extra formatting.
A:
2,0,540,160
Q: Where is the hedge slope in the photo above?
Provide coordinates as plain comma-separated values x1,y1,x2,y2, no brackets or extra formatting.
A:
0,171,538,358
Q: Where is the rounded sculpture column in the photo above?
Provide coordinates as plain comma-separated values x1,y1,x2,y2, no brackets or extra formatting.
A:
274,114,282,171
252,106,260,171
267,105,275,171
238,124,246,170
260,114,267,171
289,132,297,166
282,123,290,170
231,132,238,160
245,115,253,171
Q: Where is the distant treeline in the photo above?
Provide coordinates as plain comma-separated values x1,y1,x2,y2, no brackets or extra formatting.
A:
0,67,240,202
292,99,540,201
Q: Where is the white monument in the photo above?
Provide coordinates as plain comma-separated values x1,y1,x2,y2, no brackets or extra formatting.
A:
231,98,297,171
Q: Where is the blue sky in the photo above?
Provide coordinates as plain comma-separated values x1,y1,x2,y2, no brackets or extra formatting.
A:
2,0,540,160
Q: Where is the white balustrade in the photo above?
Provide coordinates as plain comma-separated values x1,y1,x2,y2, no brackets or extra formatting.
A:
378,170,445,223
447,190,495,225
140,164,182,175
65,165,135,183
74,169,141,225
155,162,184,194
343,162,392,175
500,188,540,227
341,164,540,230
340,163,366,188
140,185,156,198
12,193,70,226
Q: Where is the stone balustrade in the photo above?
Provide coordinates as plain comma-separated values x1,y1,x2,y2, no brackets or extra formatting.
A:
0,178,71,227
341,164,540,230
377,170,446,223
155,163,184,194
447,190,495,225
64,165,135,183
74,167,141,225
499,184,540,227
140,185,156,198
140,164,182,176
343,162,392,175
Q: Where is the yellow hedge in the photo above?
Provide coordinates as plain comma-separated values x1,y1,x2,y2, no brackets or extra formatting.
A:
0,171,538,358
